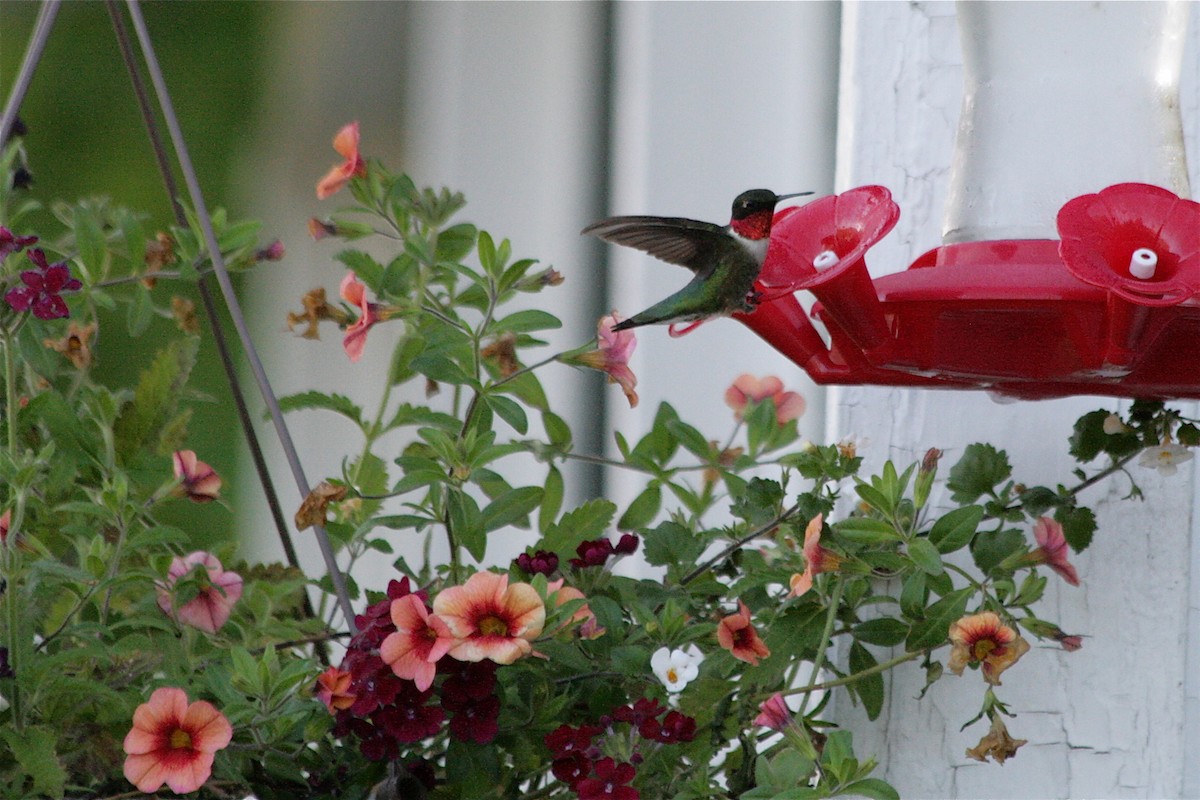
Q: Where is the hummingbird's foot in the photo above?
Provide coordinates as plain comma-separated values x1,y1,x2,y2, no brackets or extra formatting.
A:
740,289,763,314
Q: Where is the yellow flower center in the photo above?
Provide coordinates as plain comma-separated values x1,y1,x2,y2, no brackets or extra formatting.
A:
666,668,679,684
479,615,509,637
169,728,193,750
972,638,998,662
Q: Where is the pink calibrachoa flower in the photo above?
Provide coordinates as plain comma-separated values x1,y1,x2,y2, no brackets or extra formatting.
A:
172,450,221,503
379,594,455,691
724,374,806,425
1030,517,1080,586
156,552,243,634
432,571,546,665
315,666,356,713
948,611,1031,686
547,578,604,639
122,687,233,794
568,312,638,408
788,514,841,598
753,692,793,731
339,272,378,362
316,121,366,199
716,601,770,666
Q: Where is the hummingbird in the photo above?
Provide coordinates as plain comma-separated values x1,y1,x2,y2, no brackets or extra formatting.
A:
582,189,811,331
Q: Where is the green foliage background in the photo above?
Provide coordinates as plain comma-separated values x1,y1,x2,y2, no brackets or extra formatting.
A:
1,1,274,546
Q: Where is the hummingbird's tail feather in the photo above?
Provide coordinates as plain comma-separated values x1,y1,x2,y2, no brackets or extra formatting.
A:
612,282,711,331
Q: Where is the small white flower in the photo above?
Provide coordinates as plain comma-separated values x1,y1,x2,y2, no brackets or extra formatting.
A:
651,646,703,693
1138,442,1194,476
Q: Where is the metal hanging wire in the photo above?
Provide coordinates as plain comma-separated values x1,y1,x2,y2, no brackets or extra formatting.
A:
0,0,358,632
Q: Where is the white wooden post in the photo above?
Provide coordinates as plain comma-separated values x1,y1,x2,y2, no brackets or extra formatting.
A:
833,3,1200,796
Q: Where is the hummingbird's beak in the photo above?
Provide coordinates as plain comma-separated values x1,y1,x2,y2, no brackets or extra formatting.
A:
775,191,814,202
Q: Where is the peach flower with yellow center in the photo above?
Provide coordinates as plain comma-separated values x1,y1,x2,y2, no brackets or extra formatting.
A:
433,571,545,664
948,611,1030,686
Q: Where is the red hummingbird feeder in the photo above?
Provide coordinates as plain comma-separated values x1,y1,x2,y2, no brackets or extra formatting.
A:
736,182,1200,401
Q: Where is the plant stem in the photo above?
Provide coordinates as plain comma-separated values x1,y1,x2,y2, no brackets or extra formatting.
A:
798,575,845,717
1,330,23,730
786,646,930,698
679,499,806,586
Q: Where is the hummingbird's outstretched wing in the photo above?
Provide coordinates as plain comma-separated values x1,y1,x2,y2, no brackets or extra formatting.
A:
581,216,729,277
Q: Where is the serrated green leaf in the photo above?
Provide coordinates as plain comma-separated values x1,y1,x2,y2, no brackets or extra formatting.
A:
277,390,365,428
1,725,66,798
642,521,704,570
112,337,199,462
335,249,385,291
970,528,1025,575
928,505,984,554
947,443,1012,503
1056,505,1097,552
542,499,617,555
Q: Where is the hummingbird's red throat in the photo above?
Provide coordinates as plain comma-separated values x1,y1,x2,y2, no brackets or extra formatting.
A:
730,210,773,241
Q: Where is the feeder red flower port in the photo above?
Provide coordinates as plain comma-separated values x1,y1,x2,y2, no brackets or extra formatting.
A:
4,248,82,320
156,552,243,634
947,611,1030,686
122,687,233,795
724,374,806,425
432,571,545,664
316,121,366,199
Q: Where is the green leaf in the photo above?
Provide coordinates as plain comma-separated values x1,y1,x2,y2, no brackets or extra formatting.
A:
1,725,66,798
486,394,528,434
907,537,944,576
854,482,893,516
335,249,385,291
928,505,984,554
834,517,902,545
112,337,199,462
539,466,564,532
277,391,365,428
435,222,477,262
947,443,1011,503
482,486,543,532
970,528,1025,575
448,490,486,562
1056,505,1097,552
730,478,784,526
849,641,884,720
126,286,154,336
906,587,973,650
642,521,705,570
840,779,900,800
619,483,662,529
476,230,498,277
852,617,909,647
1068,409,1109,462
491,309,562,334
542,499,617,555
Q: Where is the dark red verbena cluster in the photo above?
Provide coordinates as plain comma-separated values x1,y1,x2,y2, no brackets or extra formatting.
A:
4,246,82,321
568,534,639,569
545,697,696,799
330,578,502,772
515,548,559,576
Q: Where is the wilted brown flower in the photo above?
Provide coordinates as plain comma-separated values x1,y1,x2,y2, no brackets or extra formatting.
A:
965,713,1027,765
295,480,348,530
171,296,199,335
286,287,345,340
482,333,521,378
143,232,176,288
44,321,97,369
